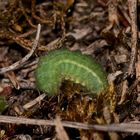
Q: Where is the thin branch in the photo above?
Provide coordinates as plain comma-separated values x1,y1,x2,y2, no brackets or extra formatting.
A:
0,24,41,74
0,115,140,133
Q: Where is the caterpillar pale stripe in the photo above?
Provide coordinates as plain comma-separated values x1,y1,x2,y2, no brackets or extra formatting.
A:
35,49,108,95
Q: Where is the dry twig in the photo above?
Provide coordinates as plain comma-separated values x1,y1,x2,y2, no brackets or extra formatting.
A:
0,24,41,74
128,0,138,76
23,93,46,110
0,115,140,133
55,116,69,140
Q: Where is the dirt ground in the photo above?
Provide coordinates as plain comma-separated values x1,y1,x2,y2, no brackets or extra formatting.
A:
0,0,140,139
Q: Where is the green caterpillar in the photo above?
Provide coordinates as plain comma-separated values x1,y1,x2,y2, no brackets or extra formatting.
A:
35,49,108,95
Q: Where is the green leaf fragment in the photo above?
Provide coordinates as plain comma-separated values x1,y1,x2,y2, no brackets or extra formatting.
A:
0,96,8,114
